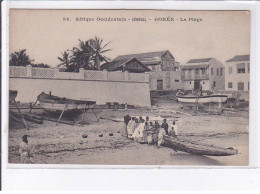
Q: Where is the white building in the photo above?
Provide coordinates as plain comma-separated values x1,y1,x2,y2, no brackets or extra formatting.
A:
181,58,225,91
225,55,250,92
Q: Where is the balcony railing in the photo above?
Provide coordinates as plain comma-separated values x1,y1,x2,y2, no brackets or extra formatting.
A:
181,73,209,80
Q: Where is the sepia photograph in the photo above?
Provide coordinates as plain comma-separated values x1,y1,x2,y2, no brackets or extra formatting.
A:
8,9,250,166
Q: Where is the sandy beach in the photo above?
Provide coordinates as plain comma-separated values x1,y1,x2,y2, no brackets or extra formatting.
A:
8,98,249,166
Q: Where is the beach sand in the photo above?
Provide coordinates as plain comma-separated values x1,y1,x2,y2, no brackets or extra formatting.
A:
8,100,249,166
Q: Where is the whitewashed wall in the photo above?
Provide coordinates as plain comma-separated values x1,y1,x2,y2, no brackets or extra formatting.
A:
149,70,183,90
9,66,151,107
225,61,250,91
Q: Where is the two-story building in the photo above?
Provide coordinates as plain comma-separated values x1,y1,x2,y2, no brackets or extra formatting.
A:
181,58,225,91
103,50,182,91
225,55,250,92
113,50,180,71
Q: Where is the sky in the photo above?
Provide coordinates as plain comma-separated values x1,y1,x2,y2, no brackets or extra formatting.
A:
10,10,250,67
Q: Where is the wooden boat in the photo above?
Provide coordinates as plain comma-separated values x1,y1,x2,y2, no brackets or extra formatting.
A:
163,135,238,156
37,92,96,115
176,94,228,104
9,90,18,103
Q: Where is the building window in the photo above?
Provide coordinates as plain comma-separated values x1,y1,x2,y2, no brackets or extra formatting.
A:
157,80,163,90
248,63,250,73
203,82,205,84
175,79,179,82
238,82,244,91
201,68,205,74
229,67,233,74
237,63,245,74
211,68,214,75
217,68,219,76
213,81,216,87
190,82,191,84
195,68,199,75
248,82,250,91
188,69,192,78
220,68,223,76
228,82,233,88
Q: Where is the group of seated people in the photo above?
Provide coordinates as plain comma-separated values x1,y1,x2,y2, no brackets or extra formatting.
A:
122,115,178,148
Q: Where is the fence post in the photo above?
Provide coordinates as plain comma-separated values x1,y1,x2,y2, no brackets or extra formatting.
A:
124,70,129,81
26,65,32,77
79,68,85,79
55,67,60,78
102,69,108,80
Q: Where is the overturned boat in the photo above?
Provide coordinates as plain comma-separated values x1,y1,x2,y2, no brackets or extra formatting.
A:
37,92,96,115
163,135,238,156
176,93,228,104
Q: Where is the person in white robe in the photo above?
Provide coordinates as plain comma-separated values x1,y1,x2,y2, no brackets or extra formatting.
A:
132,120,145,143
127,117,136,139
157,127,166,148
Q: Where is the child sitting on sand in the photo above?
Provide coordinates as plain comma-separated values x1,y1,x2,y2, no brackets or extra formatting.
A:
169,121,178,137
19,135,34,163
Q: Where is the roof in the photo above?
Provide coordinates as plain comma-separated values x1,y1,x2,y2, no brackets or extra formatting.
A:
182,64,209,70
226,55,250,62
186,58,213,64
113,50,172,65
101,57,150,72
101,58,130,71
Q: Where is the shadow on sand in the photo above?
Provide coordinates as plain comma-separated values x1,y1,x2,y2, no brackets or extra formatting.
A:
170,152,223,166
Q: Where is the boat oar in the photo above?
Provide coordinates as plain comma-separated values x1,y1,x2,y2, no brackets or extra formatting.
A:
92,108,99,122
13,100,29,130
56,104,67,126
81,104,87,121
9,113,23,123
29,100,38,113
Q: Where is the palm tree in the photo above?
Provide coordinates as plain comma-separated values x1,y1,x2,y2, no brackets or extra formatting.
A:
9,49,33,66
69,39,94,72
88,37,111,70
58,51,71,71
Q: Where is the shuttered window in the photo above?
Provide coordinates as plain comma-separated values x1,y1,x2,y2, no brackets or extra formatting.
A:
238,82,244,91
237,63,245,74
201,68,205,74
195,68,199,75
220,68,223,76
228,82,233,88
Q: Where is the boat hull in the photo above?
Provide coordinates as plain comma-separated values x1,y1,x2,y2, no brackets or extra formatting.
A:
177,94,228,104
9,90,18,103
163,135,238,156
39,101,95,115
37,92,96,115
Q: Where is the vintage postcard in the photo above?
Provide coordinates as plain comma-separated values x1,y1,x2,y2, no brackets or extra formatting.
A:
8,9,250,166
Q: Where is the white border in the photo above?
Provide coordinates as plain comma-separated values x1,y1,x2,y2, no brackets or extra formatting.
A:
2,1,260,190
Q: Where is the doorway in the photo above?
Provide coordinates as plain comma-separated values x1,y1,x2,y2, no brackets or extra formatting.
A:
194,80,200,90
157,80,163,90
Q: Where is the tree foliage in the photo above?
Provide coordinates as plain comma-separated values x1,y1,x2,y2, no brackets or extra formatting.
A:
32,63,51,68
9,49,33,66
58,37,111,72
9,49,50,68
